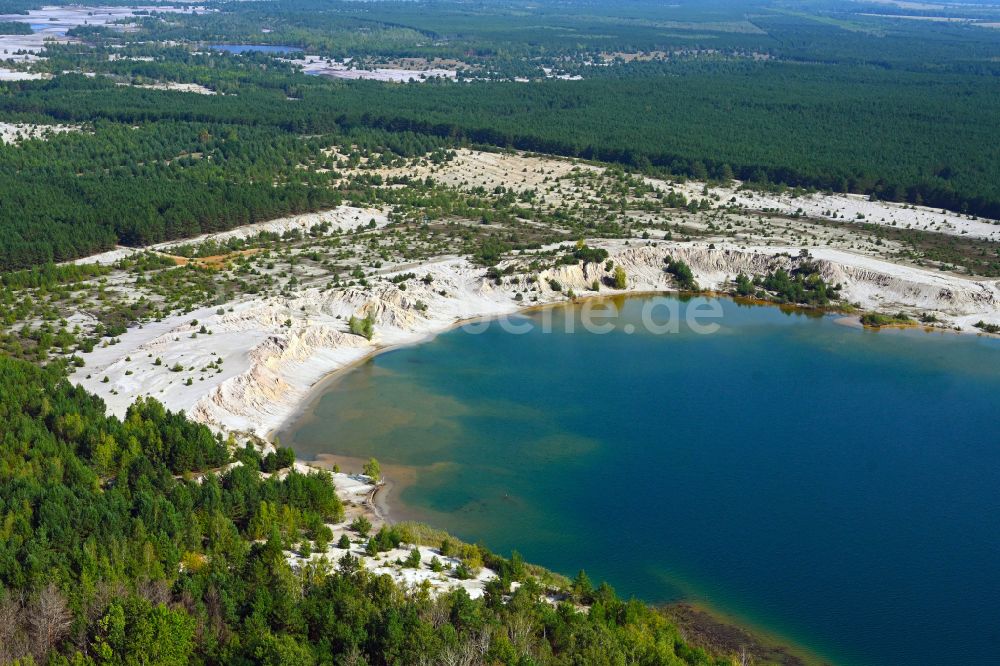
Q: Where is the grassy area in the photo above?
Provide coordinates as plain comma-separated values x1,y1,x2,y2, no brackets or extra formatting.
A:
860,311,914,328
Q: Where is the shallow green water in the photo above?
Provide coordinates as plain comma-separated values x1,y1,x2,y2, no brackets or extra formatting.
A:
283,296,1000,665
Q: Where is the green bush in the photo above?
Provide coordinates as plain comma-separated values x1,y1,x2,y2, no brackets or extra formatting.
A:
351,515,372,537
349,313,376,340
613,265,628,289
664,257,698,291
861,311,912,328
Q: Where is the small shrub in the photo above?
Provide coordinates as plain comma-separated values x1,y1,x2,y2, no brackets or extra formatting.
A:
349,313,375,340
363,457,381,482
861,312,912,328
613,266,627,289
351,516,372,537
664,257,698,291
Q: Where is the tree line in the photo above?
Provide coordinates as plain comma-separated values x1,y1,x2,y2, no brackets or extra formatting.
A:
0,355,726,664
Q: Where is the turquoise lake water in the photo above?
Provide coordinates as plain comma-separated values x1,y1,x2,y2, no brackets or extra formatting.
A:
282,296,1000,665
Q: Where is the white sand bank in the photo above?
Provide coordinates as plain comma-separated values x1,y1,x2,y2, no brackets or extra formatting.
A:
267,462,499,599
74,238,1000,441
0,5,203,59
71,205,389,266
720,188,1000,241
129,81,217,95
0,121,77,142
0,68,47,80
294,55,458,82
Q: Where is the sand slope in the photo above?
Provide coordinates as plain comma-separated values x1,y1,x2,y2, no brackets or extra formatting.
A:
76,240,1000,439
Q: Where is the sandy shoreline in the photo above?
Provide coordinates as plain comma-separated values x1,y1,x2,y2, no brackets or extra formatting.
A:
68,151,1000,442
75,239,1000,446
268,326,453,442
266,291,654,441
306,453,409,525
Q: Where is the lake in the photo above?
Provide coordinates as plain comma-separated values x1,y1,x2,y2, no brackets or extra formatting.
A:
29,23,67,35
281,296,1000,666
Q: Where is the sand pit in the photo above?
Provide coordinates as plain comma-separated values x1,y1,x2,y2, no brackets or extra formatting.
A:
130,81,217,95
0,5,205,59
294,55,458,82
0,121,79,143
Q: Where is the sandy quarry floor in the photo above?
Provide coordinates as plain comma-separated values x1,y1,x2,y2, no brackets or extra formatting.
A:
367,148,1000,242
0,121,79,142
293,55,458,82
0,5,205,59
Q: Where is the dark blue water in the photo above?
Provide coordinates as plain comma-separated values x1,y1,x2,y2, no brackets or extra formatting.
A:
208,44,301,55
285,296,1000,665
